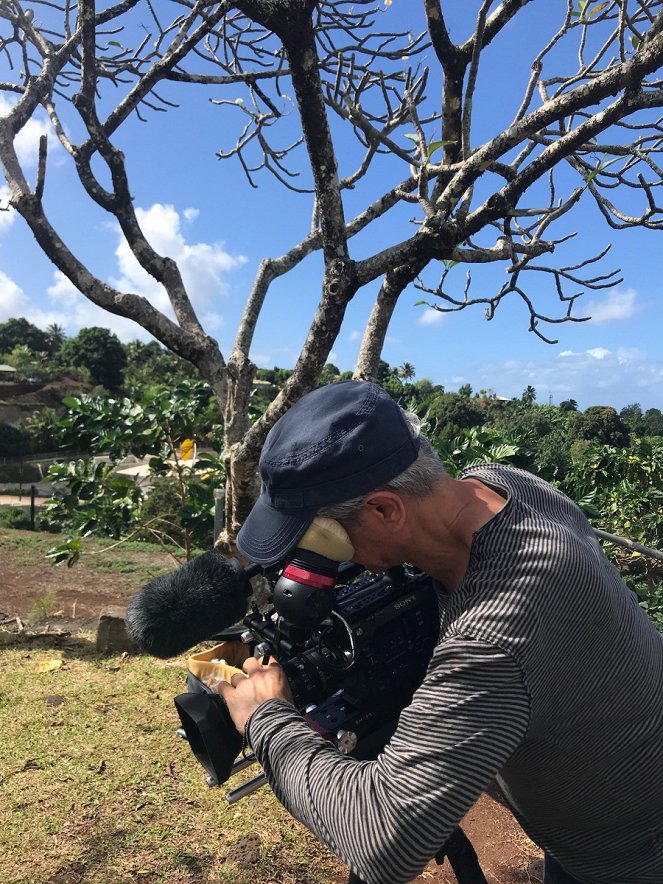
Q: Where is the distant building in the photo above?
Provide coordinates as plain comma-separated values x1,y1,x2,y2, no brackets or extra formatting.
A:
0,364,17,383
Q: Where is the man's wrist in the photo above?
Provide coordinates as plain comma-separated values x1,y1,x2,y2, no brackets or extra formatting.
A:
245,697,300,748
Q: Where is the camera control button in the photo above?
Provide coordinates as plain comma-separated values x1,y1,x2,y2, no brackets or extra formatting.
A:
336,730,357,754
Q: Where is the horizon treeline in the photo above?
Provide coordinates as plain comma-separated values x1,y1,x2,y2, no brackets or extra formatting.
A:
1,317,662,469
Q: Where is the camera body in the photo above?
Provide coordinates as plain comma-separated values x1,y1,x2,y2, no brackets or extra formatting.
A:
175,564,439,786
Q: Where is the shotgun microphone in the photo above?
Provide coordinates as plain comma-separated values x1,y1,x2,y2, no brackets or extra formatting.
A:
126,550,253,658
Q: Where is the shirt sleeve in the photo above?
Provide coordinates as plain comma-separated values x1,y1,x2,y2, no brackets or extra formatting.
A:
246,636,531,884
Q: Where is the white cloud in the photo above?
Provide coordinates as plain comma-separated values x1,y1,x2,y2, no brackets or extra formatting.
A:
579,287,639,324
0,186,15,232
465,345,663,409
183,208,199,223
45,271,150,341
0,269,128,336
0,271,27,320
349,329,362,342
109,203,247,326
0,96,61,169
418,307,448,326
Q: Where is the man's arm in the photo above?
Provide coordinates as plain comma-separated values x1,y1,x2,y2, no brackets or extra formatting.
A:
244,637,531,884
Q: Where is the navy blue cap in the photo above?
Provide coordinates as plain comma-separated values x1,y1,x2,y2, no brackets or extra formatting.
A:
236,380,420,564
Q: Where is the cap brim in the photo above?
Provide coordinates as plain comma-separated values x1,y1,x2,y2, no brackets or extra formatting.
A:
236,493,315,564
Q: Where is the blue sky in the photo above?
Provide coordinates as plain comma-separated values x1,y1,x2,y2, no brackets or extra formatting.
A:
0,2,661,412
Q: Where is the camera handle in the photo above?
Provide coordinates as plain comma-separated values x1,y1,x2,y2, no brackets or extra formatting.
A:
346,825,488,884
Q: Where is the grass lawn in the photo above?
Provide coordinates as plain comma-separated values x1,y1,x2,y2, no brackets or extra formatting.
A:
0,632,345,884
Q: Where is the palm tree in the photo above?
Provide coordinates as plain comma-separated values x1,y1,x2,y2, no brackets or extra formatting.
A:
521,385,537,407
46,323,66,357
397,362,416,382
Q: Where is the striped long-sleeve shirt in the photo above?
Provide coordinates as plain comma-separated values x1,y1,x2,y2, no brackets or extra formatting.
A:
247,464,663,884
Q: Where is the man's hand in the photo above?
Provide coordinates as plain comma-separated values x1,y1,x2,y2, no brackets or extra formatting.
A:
205,656,294,733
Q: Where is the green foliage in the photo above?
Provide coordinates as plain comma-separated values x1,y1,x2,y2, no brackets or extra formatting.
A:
137,476,187,543
144,450,225,547
412,378,437,399
397,362,416,381
317,363,341,386
43,381,225,564
427,391,488,439
1,343,68,382
636,586,663,636
28,590,57,621
61,327,127,390
622,403,663,438
45,322,66,354
375,359,396,384
255,366,293,386
432,427,527,476
137,469,218,549
567,405,630,446
643,409,663,437
42,459,144,544
5,336,660,629
487,402,572,481
0,506,32,529
0,422,30,457
560,437,663,593
57,380,218,459
520,385,537,406
620,402,646,436
122,340,192,389
0,317,51,355
23,407,60,452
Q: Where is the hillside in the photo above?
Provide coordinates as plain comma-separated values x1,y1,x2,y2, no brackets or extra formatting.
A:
0,377,93,427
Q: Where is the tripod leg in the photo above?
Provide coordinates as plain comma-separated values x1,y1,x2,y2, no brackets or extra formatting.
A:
345,826,487,884
435,827,488,884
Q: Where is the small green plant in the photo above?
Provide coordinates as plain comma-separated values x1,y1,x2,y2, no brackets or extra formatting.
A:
28,590,57,621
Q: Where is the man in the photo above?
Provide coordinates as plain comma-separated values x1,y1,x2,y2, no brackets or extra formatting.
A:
211,380,663,884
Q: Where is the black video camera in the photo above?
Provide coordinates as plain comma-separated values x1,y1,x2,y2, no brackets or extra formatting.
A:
174,555,439,795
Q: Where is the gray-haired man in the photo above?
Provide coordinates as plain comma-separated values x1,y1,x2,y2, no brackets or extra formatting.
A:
212,380,663,884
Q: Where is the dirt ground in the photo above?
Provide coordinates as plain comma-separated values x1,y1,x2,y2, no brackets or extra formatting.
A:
0,527,174,629
0,528,543,884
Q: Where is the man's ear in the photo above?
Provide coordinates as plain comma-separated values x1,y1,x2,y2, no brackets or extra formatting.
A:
361,491,407,530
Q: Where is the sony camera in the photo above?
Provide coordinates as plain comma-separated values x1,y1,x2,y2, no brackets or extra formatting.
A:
174,558,439,797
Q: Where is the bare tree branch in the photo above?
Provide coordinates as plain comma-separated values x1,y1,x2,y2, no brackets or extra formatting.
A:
1,0,662,545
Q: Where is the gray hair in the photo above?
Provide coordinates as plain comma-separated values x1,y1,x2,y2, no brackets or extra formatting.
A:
317,410,447,524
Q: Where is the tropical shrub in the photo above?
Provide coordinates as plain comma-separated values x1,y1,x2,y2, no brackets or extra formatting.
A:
43,382,225,564
41,459,144,541
0,506,32,529
560,437,663,601
432,427,528,476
